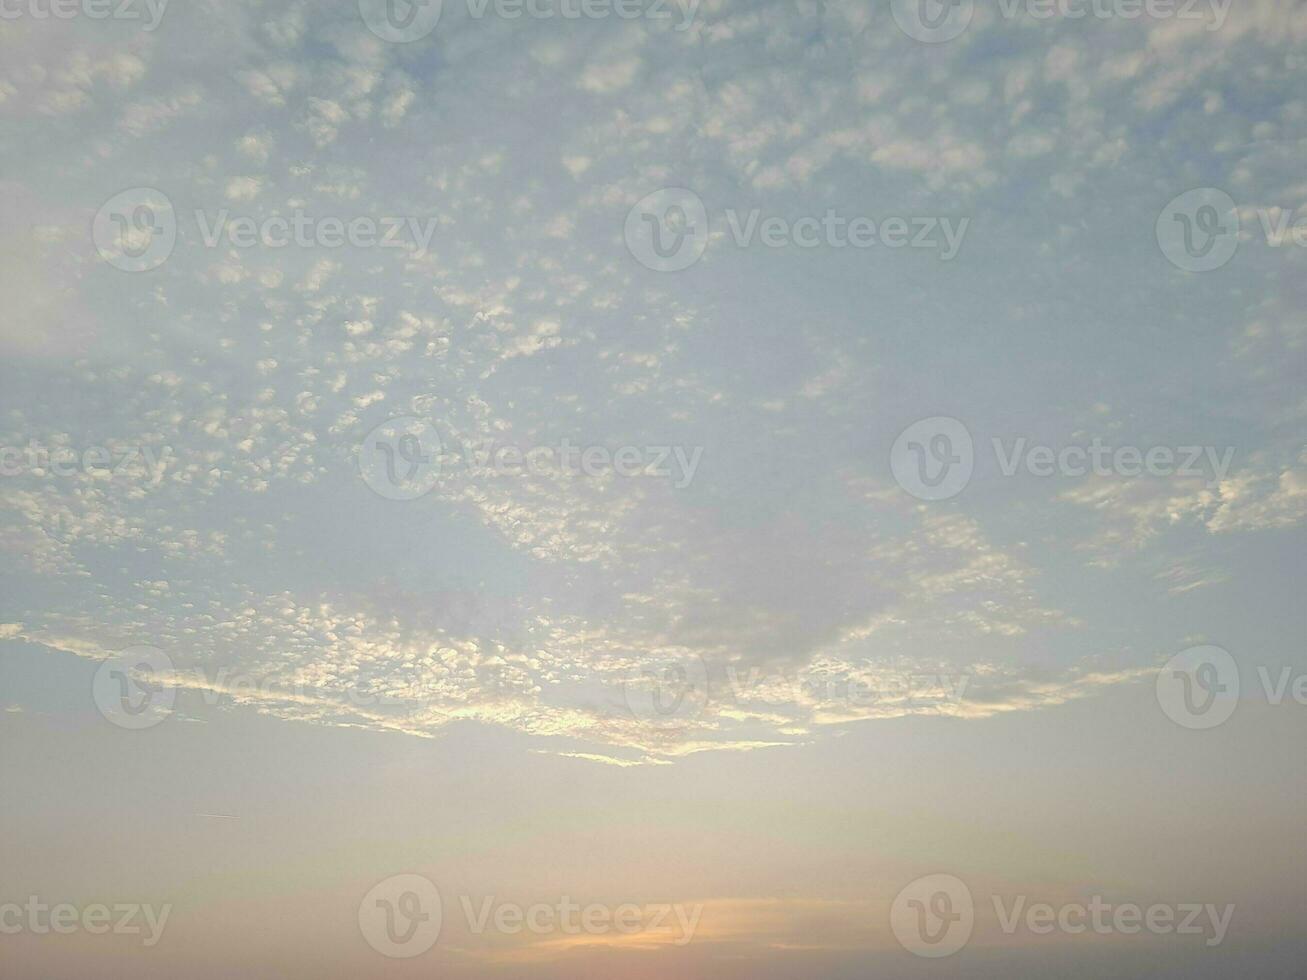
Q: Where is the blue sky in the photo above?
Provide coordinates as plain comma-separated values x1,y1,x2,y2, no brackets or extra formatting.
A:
2,0,1306,976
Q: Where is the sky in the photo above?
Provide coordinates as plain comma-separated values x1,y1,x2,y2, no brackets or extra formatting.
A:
1,0,1306,976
